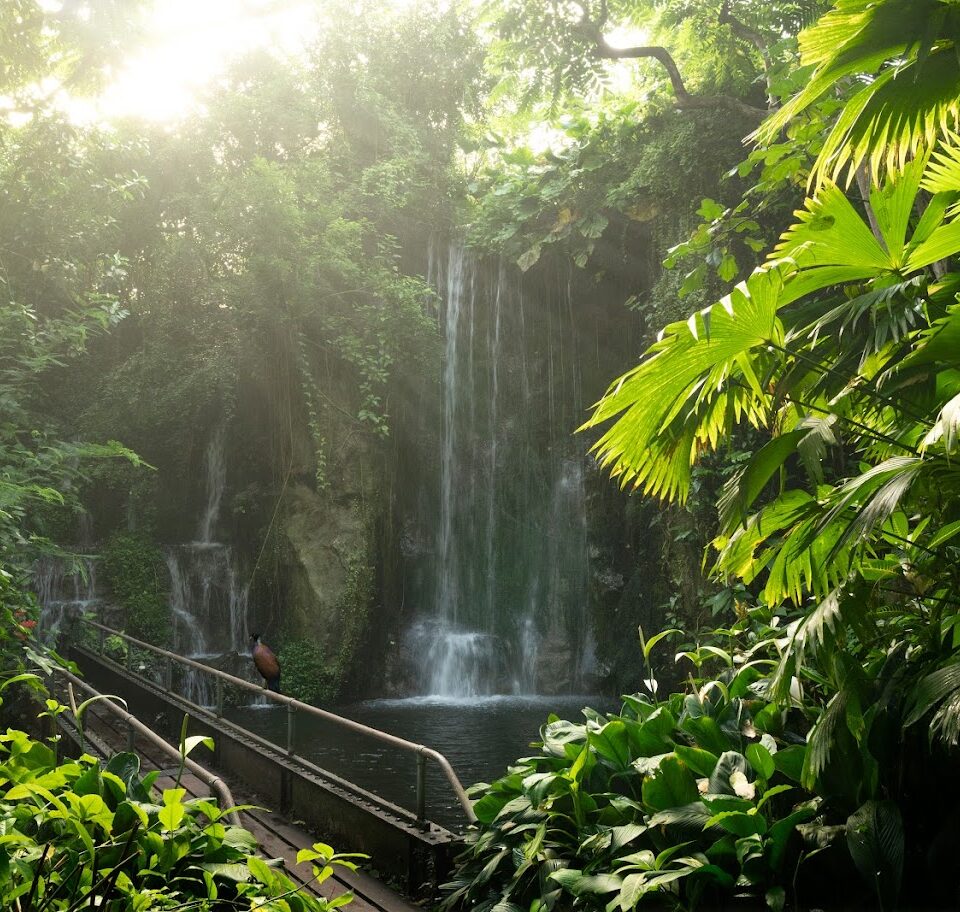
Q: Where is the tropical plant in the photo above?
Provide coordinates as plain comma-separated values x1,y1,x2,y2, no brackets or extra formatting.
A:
0,723,361,911
442,668,842,912
574,0,960,902
754,0,960,186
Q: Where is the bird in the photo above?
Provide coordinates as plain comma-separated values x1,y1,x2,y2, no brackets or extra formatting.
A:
250,633,281,693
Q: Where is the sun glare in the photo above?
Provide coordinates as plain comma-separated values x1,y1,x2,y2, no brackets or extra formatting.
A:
67,0,321,124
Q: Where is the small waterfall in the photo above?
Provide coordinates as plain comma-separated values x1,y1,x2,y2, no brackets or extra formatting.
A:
165,423,251,705
166,545,248,658
34,554,99,643
197,424,226,544
33,511,100,644
412,241,593,697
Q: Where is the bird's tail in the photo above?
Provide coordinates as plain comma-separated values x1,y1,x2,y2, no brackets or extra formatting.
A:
267,677,281,694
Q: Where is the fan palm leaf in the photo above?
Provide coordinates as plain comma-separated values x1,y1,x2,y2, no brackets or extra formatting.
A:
754,0,960,187
585,160,952,506
580,264,788,502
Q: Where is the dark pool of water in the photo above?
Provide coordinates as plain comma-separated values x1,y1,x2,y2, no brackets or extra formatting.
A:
227,694,612,830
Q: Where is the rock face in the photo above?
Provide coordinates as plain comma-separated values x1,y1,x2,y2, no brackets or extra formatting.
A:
281,482,372,650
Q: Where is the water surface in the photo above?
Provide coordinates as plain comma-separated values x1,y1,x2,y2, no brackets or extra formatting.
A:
228,694,612,830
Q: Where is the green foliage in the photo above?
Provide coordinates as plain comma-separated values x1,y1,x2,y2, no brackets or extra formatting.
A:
443,674,837,912
469,103,758,281
0,1,145,104
755,0,960,187
0,725,358,910
100,533,171,646
0,571,47,721
278,639,338,706
480,0,805,111
576,4,960,904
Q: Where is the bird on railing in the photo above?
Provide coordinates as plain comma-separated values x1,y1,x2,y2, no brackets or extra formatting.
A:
249,633,281,693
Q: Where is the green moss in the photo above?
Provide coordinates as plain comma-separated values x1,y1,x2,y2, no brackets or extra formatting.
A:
100,532,171,646
276,638,337,704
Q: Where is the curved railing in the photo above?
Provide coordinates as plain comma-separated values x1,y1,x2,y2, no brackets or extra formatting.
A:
51,666,241,825
76,619,477,825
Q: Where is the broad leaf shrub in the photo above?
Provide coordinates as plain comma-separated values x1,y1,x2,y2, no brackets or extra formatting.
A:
444,598,960,910
442,658,838,912
0,727,361,911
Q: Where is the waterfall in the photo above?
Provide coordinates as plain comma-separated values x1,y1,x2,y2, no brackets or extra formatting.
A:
33,510,100,644
411,242,593,697
34,553,99,644
165,423,250,704
197,423,226,544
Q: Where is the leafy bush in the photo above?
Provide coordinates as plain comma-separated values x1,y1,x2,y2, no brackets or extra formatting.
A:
0,725,360,911
447,599,960,910
279,638,340,705
443,606,916,912
443,639,856,912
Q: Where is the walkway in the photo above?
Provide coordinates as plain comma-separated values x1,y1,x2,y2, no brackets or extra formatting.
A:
54,679,422,912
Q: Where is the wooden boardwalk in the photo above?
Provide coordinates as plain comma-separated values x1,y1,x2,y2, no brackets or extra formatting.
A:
79,702,422,912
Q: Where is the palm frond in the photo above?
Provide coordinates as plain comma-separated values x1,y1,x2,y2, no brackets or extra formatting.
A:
815,52,960,188
754,0,960,187
769,589,849,703
816,456,925,560
581,265,788,502
904,661,960,744
714,490,819,584
804,277,925,364
921,132,960,198
775,183,889,274
801,688,847,789
921,391,960,455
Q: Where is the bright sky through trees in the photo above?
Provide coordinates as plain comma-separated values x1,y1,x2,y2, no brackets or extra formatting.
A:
57,0,643,126
68,0,321,122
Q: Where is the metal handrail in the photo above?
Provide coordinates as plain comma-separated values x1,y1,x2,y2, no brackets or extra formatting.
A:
51,667,241,825
79,619,477,824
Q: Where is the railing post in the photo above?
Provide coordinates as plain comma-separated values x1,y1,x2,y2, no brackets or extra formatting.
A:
216,678,224,717
286,703,296,756
125,641,133,672
165,656,173,693
287,703,297,757
98,625,105,655
127,722,135,753
416,752,427,827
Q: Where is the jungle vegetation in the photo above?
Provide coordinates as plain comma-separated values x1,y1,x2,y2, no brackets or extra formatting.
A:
3,0,960,909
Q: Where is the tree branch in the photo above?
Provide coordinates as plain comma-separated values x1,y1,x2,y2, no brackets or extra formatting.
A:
719,0,776,109
575,2,767,120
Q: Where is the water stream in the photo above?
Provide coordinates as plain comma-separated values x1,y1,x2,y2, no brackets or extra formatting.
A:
168,425,250,704
410,243,594,697
33,517,100,645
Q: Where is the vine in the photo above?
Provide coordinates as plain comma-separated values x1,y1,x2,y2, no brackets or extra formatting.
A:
295,331,331,493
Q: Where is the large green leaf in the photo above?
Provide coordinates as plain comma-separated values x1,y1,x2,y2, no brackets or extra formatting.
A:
589,720,632,770
641,755,699,812
846,800,904,908
775,183,889,272
903,660,960,731
755,0,960,185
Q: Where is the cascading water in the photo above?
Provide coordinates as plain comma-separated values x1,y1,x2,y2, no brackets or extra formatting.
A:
166,425,250,704
33,511,100,643
410,243,594,697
